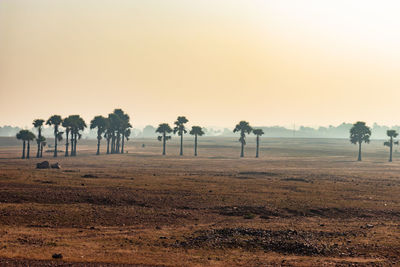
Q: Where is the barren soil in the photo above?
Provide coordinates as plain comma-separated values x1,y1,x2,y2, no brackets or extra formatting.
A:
0,137,399,266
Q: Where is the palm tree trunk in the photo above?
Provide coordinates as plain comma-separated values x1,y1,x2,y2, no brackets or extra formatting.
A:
240,142,244,157
180,133,183,156
116,131,121,153
65,131,69,157
74,133,77,156
27,141,30,159
36,129,41,158
358,142,362,161
97,135,101,155
54,130,58,157
40,144,43,157
106,138,110,154
256,135,259,158
111,133,115,154
162,133,166,155
194,134,198,156
121,133,125,154
389,137,393,162
22,141,26,159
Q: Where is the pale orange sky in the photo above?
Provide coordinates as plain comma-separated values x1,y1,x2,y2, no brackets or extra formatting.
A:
1,0,400,128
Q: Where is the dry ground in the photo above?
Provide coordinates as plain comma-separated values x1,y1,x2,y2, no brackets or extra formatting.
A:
0,137,399,266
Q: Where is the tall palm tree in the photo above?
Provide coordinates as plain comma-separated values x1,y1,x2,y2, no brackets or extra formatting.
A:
25,131,36,159
69,115,86,156
16,130,26,159
173,116,189,156
37,136,46,158
33,119,44,158
233,121,252,157
104,117,112,154
253,129,264,158
46,115,63,157
62,117,73,157
156,123,172,155
90,115,107,155
122,128,131,154
189,126,204,156
16,130,36,159
108,113,119,154
384,130,399,162
350,121,371,161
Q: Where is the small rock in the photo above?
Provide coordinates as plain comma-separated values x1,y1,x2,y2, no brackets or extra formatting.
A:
52,253,63,259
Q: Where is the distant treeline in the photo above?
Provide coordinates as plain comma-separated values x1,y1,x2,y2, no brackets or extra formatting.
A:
1,122,399,140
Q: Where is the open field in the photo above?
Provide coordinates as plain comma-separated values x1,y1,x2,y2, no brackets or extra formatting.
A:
0,137,399,266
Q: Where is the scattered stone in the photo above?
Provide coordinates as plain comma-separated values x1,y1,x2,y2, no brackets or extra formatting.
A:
50,163,61,169
82,174,98,178
36,161,50,169
52,253,63,259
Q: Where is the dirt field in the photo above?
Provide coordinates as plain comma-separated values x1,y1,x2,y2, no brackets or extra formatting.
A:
0,137,399,266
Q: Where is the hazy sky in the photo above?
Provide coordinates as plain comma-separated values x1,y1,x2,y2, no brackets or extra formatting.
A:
1,0,400,128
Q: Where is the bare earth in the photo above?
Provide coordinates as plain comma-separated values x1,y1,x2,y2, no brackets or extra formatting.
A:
0,137,399,266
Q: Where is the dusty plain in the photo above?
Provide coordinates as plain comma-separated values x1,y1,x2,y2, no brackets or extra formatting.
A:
0,137,399,266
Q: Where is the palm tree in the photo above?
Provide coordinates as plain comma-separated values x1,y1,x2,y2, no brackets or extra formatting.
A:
16,130,36,159
33,119,44,158
156,123,172,155
233,121,252,157
253,128,264,158
108,113,119,154
173,116,189,156
104,117,112,154
16,130,26,159
350,121,371,161
90,115,107,155
46,115,63,157
25,131,36,159
189,126,204,156
122,128,131,153
37,136,46,158
69,115,86,156
384,130,399,162
62,117,73,157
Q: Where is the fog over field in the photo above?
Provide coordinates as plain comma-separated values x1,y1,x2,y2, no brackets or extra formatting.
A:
1,0,400,266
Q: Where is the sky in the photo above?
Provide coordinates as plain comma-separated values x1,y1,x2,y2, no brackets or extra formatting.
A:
1,0,400,128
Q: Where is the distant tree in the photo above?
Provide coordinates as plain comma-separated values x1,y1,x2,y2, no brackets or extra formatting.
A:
156,123,172,155
33,119,44,158
122,128,131,153
16,130,35,159
90,115,107,155
173,116,189,156
104,118,112,154
16,130,26,159
37,136,46,158
233,121,252,157
107,112,119,154
142,125,156,137
350,121,371,161
253,129,264,158
25,131,36,159
189,126,204,156
62,117,73,157
104,109,132,154
46,115,63,157
384,130,399,162
68,115,86,156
